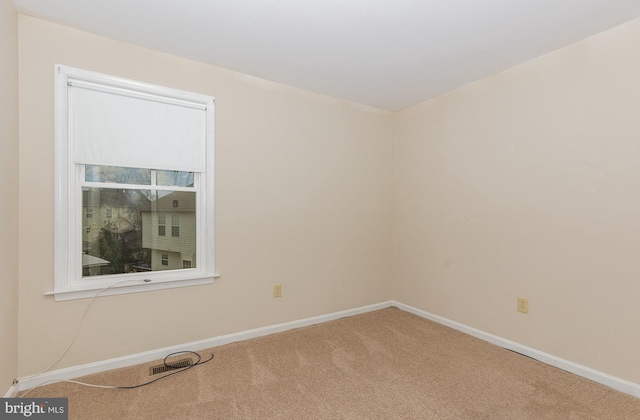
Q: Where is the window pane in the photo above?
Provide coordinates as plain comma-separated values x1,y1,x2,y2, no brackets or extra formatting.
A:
156,170,194,187
86,165,151,185
82,188,196,277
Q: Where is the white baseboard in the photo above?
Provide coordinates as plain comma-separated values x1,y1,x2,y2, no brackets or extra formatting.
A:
3,383,19,398
13,300,640,399
391,301,640,399
15,301,394,392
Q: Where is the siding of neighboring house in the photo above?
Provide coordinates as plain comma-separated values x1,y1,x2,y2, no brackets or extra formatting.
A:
141,191,197,271
148,249,194,271
142,212,197,270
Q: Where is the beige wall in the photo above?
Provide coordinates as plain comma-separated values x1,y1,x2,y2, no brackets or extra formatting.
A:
0,0,19,391
17,16,393,376
15,9,640,389
394,17,640,384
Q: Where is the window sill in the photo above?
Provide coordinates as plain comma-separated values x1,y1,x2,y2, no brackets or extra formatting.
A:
46,274,219,302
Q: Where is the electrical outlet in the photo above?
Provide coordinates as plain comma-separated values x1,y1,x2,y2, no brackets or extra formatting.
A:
517,297,529,314
273,284,282,298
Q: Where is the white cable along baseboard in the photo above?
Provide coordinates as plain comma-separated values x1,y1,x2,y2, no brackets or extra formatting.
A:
14,301,392,392
11,300,640,399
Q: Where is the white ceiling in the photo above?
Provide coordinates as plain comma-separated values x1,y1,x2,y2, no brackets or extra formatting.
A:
11,0,640,111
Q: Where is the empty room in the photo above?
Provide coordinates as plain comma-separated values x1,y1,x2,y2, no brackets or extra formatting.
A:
2,1,640,418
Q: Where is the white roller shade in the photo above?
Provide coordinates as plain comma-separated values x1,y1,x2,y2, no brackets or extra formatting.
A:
69,79,208,172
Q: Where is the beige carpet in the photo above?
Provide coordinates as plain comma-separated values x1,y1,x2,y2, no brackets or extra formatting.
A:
21,307,640,419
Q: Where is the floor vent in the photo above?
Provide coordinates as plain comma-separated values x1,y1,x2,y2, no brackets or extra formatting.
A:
149,358,193,376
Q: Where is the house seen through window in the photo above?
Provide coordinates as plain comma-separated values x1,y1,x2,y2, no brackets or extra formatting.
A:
81,166,196,276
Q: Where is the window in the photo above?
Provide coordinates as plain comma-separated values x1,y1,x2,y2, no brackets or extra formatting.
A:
53,65,215,301
172,214,180,237
158,214,166,236
183,260,192,269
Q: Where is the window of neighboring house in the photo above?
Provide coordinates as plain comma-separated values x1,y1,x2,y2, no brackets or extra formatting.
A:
158,214,166,236
172,214,180,237
183,260,192,269
53,65,216,301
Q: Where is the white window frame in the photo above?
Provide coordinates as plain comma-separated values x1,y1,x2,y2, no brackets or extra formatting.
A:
51,65,216,301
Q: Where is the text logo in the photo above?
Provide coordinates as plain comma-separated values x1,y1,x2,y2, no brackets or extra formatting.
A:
1,399,67,420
